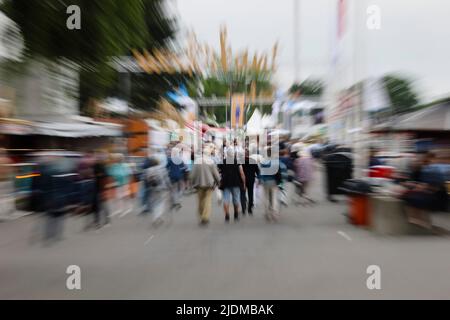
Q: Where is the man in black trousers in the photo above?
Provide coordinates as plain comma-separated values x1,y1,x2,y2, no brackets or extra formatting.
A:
241,148,260,215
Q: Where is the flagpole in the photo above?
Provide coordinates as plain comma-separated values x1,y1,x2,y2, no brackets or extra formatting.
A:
293,0,300,82
244,79,249,132
228,73,232,143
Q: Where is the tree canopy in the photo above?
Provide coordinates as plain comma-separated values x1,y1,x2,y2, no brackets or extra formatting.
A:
1,0,149,64
1,0,179,111
382,74,419,115
289,79,324,97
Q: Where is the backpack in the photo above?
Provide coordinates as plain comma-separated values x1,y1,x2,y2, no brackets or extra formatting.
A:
167,158,185,182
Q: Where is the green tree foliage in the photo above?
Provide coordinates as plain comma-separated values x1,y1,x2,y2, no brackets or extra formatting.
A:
201,77,229,98
382,74,419,115
289,79,324,96
130,73,189,111
1,0,148,65
1,0,179,111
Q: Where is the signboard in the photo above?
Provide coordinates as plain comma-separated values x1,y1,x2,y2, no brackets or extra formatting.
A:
231,94,245,129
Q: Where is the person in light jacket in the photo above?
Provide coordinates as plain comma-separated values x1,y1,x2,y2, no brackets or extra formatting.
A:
190,146,221,226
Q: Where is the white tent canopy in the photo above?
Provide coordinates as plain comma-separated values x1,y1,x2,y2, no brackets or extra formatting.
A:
246,109,275,135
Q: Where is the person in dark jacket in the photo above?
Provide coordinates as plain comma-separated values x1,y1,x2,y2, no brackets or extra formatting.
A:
241,149,260,215
92,153,110,228
141,156,156,214
39,154,78,245
218,148,246,222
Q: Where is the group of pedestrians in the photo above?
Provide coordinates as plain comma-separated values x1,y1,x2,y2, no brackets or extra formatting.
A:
189,138,316,226
25,136,317,243
30,151,137,245
139,147,187,225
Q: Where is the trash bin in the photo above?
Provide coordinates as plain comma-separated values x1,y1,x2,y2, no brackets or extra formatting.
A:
323,151,353,197
341,180,372,226
349,195,369,226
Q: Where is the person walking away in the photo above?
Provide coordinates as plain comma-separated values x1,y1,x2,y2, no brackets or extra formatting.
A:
107,154,132,216
92,152,110,228
218,148,246,222
0,149,13,220
183,148,195,195
145,157,172,227
140,156,155,214
258,148,283,222
214,141,224,205
77,153,96,229
293,148,315,205
241,148,260,215
166,147,186,210
40,153,78,245
190,146,221,225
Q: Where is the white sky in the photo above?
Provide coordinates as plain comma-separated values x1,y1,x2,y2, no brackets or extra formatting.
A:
175,0,450,103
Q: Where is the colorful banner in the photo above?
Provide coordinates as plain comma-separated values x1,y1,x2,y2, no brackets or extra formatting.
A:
231,94,246,129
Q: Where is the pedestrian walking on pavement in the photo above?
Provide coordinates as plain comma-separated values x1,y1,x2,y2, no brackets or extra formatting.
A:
166,147,187,210
293,148,316,205
190,146,221,225
39,153,78,245
107,154,133,216
140,155,157,215
144,156,172,227
241,148,260,215
258,148,283,222
91,152,111,229
0,149,14,220
218,148,246,222
77,152,96,227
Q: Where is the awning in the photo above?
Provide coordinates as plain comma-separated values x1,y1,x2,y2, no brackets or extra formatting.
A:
31,121,122,137
371,103,450,132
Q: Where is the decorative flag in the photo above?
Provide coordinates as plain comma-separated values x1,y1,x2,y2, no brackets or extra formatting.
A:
231,94,246,129
332,0,347,67
337,0,346,40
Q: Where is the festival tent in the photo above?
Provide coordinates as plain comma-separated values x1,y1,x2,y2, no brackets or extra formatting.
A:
247,109,275,136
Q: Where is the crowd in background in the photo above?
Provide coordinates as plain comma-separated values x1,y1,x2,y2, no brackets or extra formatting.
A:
0,133,448,245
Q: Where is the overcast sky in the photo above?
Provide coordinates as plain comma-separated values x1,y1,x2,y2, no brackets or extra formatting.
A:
175,0,450,103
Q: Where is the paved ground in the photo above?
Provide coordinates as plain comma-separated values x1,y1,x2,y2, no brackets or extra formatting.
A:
1,167,450,300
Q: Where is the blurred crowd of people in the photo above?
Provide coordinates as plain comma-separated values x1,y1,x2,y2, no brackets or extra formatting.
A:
10,134,319,244
188,136,316,225
0,133,448,245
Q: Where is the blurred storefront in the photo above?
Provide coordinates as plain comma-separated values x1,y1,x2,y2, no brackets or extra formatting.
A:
271,95,324,140
370,102,450,161
2,117,122,152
